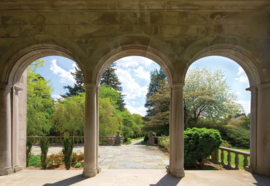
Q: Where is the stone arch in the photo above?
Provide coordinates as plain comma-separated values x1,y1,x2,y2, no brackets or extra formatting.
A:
5,43,86,86
93,45,175,86
181,44,263,86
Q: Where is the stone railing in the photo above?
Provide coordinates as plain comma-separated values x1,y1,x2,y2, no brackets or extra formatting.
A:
28,131,122,146
210,146,250,171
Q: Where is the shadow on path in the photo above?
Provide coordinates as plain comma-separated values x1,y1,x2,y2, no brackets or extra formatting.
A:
43,175,87,186
150,174,182,186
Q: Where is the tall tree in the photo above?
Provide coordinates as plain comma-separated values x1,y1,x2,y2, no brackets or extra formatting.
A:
145,67,167,116
27,60,54,136
61,63,125,111
61,66,84,98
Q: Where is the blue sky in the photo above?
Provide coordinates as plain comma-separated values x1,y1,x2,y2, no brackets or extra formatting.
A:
35,56,250,116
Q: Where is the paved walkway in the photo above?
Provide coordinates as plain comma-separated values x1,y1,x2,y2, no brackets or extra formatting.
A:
1,170,270,186
31,139,169,169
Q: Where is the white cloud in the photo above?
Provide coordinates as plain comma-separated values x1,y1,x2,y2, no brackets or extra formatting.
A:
115,67,148,99
126,105,147,116
133,66,150,82
236,91,241,95
116,56,153,68
235,67,249,83
49,59,75,84
236,100,250,114
51,94,62,100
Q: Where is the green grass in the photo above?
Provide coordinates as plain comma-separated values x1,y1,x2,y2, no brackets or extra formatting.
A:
28,155,42,168
218,147,250,170
125,141,131,145
141,141,147,145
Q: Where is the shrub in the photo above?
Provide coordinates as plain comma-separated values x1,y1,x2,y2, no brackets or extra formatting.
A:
62,138,74,170
226,127,250,148
221,140,232,148
40,138,49,170
158,136,170,152
26,138,34,167
28,155,41,167
47,153,62,167
144,136,149,142
75,162,81,168
184,128,222,168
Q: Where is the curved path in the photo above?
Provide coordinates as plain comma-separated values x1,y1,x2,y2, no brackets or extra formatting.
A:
31,139,169,169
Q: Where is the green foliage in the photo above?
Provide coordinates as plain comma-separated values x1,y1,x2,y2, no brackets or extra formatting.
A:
75,162,82,168
26,138,34,167
144,136,149,142
62,137,74,170
184,68,243,128
184,128,223,168
158,136,170,152
221,140,232,148
40,138,49,169
226,127,250,148
27,60,54,136
141,141,147,145
28,155,41,167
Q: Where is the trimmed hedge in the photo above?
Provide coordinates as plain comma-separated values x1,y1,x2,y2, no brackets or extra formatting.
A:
184,128,222,168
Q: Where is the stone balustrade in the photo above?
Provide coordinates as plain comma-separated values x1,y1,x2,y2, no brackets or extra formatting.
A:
147,131,161,146
210,146,250,171
28,133,122,146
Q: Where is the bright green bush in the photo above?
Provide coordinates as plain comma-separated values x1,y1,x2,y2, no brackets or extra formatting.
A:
40,138,49,169
184,128,222,168
75,162,82,168
28,155,42,167
158,136,170,152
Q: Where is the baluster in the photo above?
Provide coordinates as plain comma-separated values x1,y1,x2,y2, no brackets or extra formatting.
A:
77,137,78,145
60,138,62,145
243,155,248,168
102,137,104,145
235,153,239,169
51,138,53,145
227,151,231,167
221,149,224,164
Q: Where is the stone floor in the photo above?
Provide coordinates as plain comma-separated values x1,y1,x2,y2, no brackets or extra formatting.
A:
1,169,270,186
31,139,169,169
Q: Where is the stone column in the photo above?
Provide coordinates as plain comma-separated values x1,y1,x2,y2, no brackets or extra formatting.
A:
168,84,185,178
83,84,97,178
256,83,270,177
246,86,257,173
96,86,101,173
12,86,23,172
0,85,13,176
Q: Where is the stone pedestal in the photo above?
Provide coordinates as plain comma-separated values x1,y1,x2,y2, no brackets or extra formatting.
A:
0,85,13,176
147,131,154,146
168,84,185,178
83,84,97,178
115,131,121,146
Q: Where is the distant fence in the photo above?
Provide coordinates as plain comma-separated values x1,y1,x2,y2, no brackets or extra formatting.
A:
28,133,122,146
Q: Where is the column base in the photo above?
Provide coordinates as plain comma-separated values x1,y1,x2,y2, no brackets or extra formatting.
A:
14,166,23,173
83,168,97,178
169,168,185,178
0,167,13,176
97,166,101,174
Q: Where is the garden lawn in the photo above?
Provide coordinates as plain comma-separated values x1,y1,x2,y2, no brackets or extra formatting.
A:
219,147,250,170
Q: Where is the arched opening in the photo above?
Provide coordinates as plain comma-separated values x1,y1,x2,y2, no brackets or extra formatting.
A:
0,44,86,175
184,56,251,170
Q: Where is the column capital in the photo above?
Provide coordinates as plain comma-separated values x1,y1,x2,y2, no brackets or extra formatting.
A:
14,86,23,92
257,82,270,91
85,83,98,90
246,86,256,92
171,83,185,90
0,84,12,92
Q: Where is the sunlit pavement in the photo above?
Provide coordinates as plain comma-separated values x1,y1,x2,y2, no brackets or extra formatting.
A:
31,139,169,169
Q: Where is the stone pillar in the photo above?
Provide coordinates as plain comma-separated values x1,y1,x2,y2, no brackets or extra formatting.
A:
168,84,185,178
246,86,257,173
255,83,270,177
0,85,13,176
83,84,97,178
12,86,23,172
147,130,154,146
96,86,101,173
